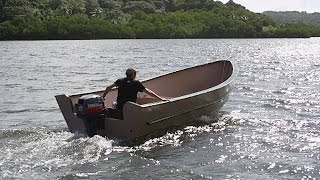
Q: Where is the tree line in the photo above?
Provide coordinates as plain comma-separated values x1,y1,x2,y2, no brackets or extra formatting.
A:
0,0,319,40
263,11,320,26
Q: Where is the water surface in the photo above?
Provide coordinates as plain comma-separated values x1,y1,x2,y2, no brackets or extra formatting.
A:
0,39,319,179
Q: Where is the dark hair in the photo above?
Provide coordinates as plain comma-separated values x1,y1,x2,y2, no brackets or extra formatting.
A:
126,68,136,80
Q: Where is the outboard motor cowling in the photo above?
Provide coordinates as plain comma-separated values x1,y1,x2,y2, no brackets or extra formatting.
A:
75,94,106,137
76,94,105,118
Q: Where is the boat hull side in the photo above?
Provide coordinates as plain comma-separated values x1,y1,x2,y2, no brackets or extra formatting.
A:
104,83,232,140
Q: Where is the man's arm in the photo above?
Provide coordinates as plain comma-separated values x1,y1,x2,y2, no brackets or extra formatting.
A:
102,83,116,99
144,88,167,101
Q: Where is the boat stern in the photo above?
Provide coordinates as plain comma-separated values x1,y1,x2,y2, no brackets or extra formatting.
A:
55,94,87,134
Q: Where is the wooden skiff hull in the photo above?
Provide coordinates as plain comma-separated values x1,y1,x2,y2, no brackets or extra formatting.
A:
55,60,237,140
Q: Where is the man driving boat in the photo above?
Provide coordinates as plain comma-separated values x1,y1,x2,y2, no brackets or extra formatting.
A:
102,68,166,110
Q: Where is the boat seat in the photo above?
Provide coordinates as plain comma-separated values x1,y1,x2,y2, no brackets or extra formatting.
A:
106,108,123,120
137,97,158,104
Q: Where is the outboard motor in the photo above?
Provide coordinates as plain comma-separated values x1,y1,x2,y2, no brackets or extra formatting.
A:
75,94,106,136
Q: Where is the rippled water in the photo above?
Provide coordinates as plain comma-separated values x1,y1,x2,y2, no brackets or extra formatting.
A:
0,39,319,179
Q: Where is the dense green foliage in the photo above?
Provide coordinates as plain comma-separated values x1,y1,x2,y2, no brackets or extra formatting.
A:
263,11,320,25
0,0,319,40
263,11,320,37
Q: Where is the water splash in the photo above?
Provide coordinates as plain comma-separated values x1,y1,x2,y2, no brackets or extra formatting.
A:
131,112,239,152
0,130,113,179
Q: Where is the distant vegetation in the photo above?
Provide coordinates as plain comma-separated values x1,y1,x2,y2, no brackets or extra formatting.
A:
0,0,320,40
263,11,320,25
263,11,320,38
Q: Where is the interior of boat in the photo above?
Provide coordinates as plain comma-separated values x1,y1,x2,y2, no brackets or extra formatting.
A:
70,60,233,109
136,60,233,105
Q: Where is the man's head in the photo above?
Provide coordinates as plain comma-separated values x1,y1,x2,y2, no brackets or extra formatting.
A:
126,68,137,80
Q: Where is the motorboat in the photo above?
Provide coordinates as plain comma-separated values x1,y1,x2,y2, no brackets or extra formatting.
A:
55,60,237,141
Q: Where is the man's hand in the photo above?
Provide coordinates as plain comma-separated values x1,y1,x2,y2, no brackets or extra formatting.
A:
160,97,169,102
